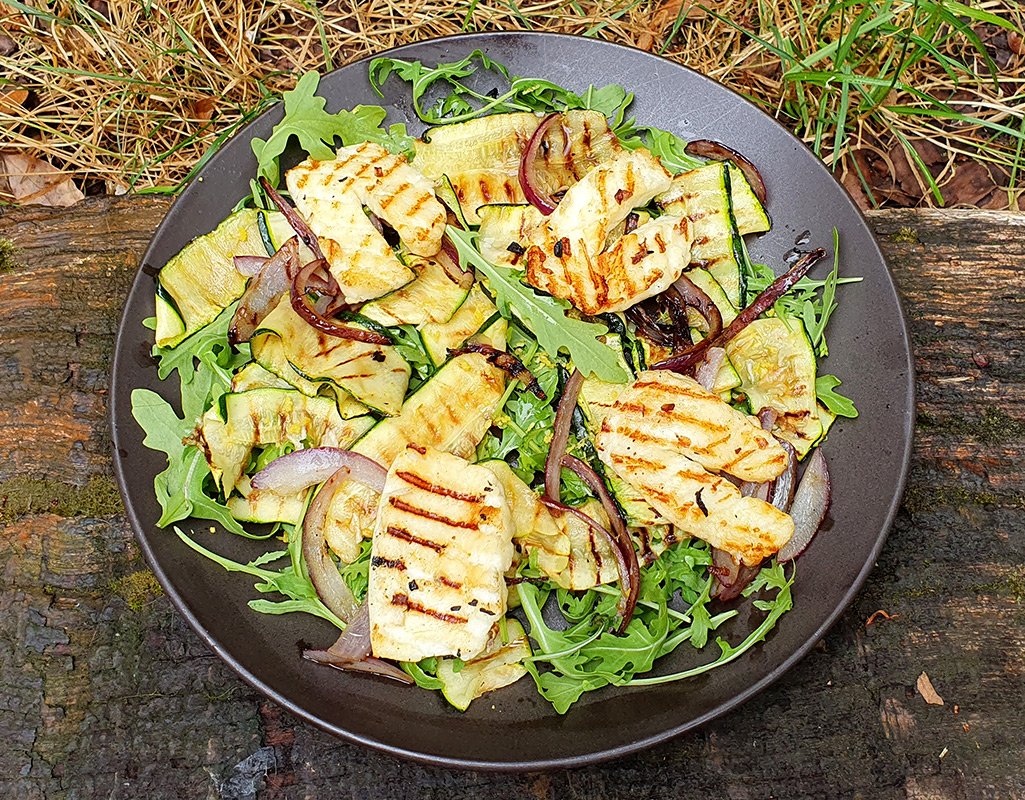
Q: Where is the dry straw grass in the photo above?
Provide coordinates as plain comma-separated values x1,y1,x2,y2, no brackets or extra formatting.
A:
1,1,1023,207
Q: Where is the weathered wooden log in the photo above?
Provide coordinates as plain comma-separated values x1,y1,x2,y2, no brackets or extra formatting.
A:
0,199,1022,799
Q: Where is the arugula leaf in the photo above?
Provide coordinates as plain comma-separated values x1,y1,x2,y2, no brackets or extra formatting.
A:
174,526,345,628
132,387,254,537
477,325,560,483
616,124,703,174
447,227,629,383
626,562,794,687
816,374,858,418
152,302,240,384
389,324,434,389
340,538,373,603
251,70,413,186
370,50,633,125
401,659,445,690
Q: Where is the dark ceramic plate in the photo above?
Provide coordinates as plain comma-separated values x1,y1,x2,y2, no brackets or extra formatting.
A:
110,32,913,770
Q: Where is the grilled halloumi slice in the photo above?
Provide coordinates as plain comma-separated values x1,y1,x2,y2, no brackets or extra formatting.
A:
526,213,692,315
289,143,446,256
286,143,446,301
323,353,507,562
596,438,793,565
601,371,788,483
542,149,673,248
595,370,792,564
522,149,691,315
368,444,515,663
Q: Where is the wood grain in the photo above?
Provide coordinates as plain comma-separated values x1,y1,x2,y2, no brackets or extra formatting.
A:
0,199,1022,800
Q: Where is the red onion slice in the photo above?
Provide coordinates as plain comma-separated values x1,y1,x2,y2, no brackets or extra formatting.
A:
777,449,831,562
302,602,413,683
769,440,798,512
628,277,722,368
234,254,270,277
259,176,326,262
654,248,827,373
439,235,474,289
251,447,388,495
684,138,767,205
718,563,762,601
229,238,298,345
709,547,762,601
695,347,727,391
302,467,361,624
560,454,640,632
519,113,561,215
302,650,414,684
313,601,371,660
290,259,392,345
448,342,545,399
544,368,583,502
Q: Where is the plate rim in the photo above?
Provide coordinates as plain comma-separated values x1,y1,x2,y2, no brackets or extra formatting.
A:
109,29,915,771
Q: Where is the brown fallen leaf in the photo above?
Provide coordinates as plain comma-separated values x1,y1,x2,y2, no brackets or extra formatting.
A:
0,89,28,115
192,96,216,122
917,671,945,706
0,31,15,57
1008,30,1025,56
0,152,85,207
942,161,998,208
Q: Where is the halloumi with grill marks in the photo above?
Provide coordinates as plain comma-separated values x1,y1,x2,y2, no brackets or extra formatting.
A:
526,213,692,315
596,436,793,565
522,149,687,314
368,444,515,663
289,142,447,256
541,148,672,247
286,178,412,302
601,371,788,483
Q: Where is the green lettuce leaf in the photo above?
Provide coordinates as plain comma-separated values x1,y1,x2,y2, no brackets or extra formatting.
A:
251,70,414,186
447,227,629,383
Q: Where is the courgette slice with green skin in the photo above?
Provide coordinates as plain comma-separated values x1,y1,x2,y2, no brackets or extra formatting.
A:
260,208,317,261
230,362,295,393
415,111,621,225
196,387,375,493
154,208,267,347
724,316,822,457
322,352,507,563
154,281,186,346
253,298,410,416
727,164,771,235
435,175,471,230
360,253,471,327
436,620,532,711
227,474,306,525
250,325,371,419
480,459,570,576
685,267,738,327
657,162,744,307
420,283,500,366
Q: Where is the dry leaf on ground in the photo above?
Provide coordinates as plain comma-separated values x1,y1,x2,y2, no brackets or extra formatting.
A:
1,152,85,207
0,89,28,114
917,671,945,705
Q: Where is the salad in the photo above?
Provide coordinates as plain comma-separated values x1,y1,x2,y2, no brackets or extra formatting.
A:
132,51,859,714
